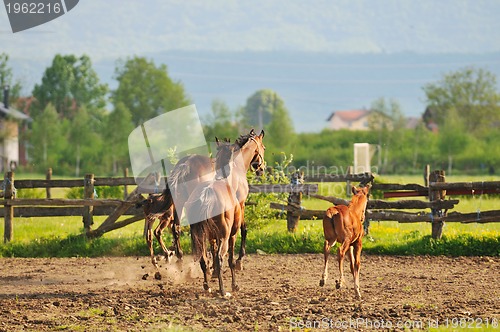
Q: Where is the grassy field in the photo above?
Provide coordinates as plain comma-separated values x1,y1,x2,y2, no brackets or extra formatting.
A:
0,174,499,257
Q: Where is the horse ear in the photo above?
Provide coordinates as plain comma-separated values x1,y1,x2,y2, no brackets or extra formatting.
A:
215,137,220,146
250,128,255,135
259,130,265,139
351,186,359,195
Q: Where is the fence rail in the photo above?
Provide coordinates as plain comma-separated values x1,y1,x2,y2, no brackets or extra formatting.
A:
2,167,500,243
270,167,500,239
1,170,320,242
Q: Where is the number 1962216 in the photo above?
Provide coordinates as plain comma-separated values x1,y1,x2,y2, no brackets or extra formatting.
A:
6,2,62,14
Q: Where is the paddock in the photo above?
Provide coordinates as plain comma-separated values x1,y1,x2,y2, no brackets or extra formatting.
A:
0,254,498,331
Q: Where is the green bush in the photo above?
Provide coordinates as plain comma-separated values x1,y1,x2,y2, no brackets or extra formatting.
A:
66,186,124,199
15,188,45,199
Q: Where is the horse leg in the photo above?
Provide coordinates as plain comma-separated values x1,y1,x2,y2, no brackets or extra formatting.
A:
210,239,218,279
214,238,228,297
235,204,246,271
171,207,183,260
195,225,211,293
336,241,350,290
228,234,239,291
145,217,159,269
200,253,211,293
319,239,335,286
352,239,363,299
348,245,355,277
154,216,173,263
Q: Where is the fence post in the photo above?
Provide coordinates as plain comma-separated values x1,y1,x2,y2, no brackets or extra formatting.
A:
3,171,14,243
346,165,353,197
82,173,95,233
46,168,52,199
424,164,430,187
123,168,129,200
429,170,446,239
287,171,303,232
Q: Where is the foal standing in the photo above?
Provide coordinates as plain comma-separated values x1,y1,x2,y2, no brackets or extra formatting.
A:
319,185,370,299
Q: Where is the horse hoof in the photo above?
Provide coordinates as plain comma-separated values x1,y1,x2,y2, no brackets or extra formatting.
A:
235,260,243,271
319,280,325,287
154,272,162,280
223,292,232,298
232,284,240,292
203,284,211,293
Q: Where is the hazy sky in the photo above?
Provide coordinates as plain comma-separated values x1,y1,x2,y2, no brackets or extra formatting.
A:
2,0,500,61
2,0,500,131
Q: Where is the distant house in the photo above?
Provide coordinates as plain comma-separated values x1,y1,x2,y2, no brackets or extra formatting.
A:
327,108,424,131
326,109,372,130
0,86,31,172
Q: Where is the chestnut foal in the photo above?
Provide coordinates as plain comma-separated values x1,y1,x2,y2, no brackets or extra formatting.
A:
319,185,370,299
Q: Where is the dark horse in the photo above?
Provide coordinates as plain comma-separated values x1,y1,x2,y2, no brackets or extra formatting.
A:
138,153,214,269
186,130,265,296
137,185,175,269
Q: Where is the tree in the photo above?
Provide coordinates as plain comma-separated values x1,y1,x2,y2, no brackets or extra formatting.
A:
32,54,108,119
203,99,239,144
265,98,295,156
67,106,97,177
241,89,284,130
112,56,190,126
0,53,22,102
438,108,468,175
423,67,500,136
368,98,406,173
29,103,68,171
103,102,134,174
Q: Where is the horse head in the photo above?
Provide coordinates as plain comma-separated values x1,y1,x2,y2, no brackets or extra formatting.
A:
248,129,266,176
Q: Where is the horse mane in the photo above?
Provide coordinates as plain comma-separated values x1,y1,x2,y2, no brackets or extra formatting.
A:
234,132,254,149
168,157,191,195
215,138,236,179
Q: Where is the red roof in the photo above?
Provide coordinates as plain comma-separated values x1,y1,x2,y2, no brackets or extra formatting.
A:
327,109,370,122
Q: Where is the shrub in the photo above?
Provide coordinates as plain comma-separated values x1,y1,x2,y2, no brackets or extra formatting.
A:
66,186,124,199
15,188,45,199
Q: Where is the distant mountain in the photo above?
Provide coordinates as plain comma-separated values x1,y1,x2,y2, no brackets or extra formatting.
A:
11,51,500,132
2,0,500,60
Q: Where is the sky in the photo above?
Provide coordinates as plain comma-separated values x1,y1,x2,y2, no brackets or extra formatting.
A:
2,0,500,131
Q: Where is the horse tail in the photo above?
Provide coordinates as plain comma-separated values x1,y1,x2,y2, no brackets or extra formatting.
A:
323,206,341,242
188,183,219,261
325,206,340,219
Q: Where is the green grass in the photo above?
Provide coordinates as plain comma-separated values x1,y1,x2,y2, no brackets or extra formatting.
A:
1,213,499,258
1,174,499,257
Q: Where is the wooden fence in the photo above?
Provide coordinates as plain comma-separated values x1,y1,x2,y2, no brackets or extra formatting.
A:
2,167,499,243
1,169,318,243
270,168,500,239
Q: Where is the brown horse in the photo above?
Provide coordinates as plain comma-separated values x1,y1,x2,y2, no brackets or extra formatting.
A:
319,185,370,299
138,154,214,269
168,154,214,259
211,132,265,273
186,130,265,296
139,129,264,270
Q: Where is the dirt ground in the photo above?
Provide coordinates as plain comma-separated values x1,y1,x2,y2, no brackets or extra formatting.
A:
0,254,498,331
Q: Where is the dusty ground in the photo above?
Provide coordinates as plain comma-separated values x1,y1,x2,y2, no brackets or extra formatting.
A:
0,254,498,331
